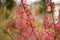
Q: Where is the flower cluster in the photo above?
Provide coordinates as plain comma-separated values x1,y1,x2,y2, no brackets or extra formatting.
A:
15,0,60,40
15,0,38,40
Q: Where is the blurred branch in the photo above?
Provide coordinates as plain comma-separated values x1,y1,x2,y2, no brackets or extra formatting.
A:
0,27,15,40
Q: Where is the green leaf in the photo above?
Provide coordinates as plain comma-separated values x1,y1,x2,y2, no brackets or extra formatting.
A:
5,0,16,11
39,0,47,14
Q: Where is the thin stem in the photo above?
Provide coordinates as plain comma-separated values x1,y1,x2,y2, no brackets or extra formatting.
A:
30,22,39,40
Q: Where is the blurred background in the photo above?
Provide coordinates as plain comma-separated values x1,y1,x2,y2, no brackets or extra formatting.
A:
0,0,60,40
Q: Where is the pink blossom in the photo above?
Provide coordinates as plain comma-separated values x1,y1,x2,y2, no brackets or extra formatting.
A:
17,12,24,18
22,32,28,38
56,24,60,31
25,21,31,27
29,30,34,36
45,36,50,40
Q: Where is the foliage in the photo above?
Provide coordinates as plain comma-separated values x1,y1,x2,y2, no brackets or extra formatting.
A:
0,0,16,11
5,0,16,11
2,13,10,20
39,0,47,13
